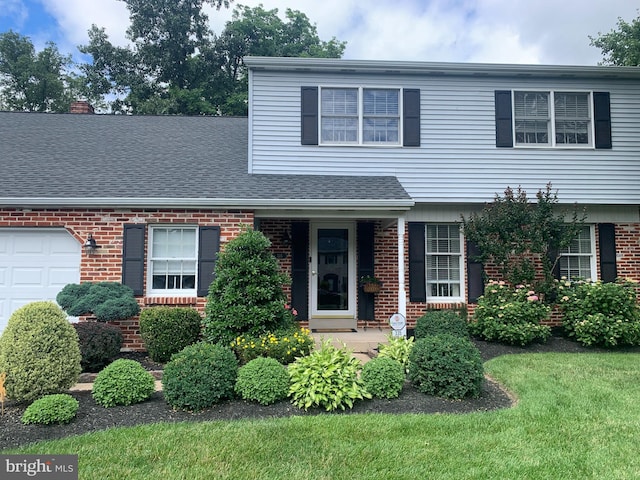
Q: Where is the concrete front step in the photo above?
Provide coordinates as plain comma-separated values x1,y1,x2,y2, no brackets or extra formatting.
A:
311,328,390,354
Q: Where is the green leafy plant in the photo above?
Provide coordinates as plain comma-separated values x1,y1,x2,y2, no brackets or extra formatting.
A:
21,394,79,425
557,278,640,347
408,334,484,399
231,327,314,365
234,357,290,405
57,282,140,322
203,229,296,346
361,357,406,399
139,307,202,363
74,321,124,372
414,310,469,339
162,343,238,412
377,334,414,373
0,301,81,403
92,359,155,407
470,281,551,346
288,339,370,411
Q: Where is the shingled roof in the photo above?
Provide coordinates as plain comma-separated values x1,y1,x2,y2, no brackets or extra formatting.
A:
0,112,412,210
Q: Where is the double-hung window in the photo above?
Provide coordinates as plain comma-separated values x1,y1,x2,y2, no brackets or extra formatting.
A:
558,225,596,280
320,87,400,145
149,226,197,295
514,91,592,147
426,224,463,299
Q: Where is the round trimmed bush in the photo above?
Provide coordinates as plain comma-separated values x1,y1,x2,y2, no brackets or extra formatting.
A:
0,301,81,403
235,357,289,405
414,310,469,339
361,357,406,399
408,334,484,399
74,321,124,372
139,307,202,363
92,359,155,407
21,394,79,425
162,343,238,412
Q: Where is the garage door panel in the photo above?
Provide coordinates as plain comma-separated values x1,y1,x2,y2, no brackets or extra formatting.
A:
12,267,44,286
13,236,47,255
49,268,80,286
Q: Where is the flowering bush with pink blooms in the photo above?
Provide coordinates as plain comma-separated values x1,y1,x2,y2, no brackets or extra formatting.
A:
470,281,551,346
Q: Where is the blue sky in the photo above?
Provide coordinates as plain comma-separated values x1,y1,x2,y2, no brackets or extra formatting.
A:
1,0,638,65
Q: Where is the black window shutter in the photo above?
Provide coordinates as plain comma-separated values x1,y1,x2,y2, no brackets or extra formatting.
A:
357,222,375,321
301,87,318,145
291,222,309,320
197,226,221,296
598,223,617,282
593,92,612,149
495,90,513,147
408,222,426,302
466,241,485,303
122,224,146,296
403,89,420,147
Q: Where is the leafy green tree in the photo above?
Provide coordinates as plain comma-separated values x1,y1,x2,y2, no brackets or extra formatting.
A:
461,184,585,293
590,14,640,66
0,30,77,112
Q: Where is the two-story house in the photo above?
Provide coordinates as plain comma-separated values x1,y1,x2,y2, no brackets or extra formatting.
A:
1,56,639,348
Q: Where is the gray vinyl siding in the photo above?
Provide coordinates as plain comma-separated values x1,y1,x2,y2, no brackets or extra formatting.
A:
249,70,640,205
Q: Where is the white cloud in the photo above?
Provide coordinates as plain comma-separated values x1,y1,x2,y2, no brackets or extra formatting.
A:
0,0,29,28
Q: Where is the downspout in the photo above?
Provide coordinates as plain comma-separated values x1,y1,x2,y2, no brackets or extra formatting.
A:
397,215,407,318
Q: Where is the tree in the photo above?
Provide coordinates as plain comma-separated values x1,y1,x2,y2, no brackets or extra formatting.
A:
590,13,640,66
461,184,585,294
0,30,77,112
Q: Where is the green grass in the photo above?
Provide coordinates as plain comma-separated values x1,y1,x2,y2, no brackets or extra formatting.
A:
6,353,640,479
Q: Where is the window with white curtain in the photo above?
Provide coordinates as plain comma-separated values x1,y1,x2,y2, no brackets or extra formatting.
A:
149,226,197,294
321,87,400,145
558,225,596,280
514,91,592,147
425,224,463,299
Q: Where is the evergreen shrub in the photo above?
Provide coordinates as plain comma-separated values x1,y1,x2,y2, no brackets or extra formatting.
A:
361,357,406,399
408,334,484,399
414,310,469,339
162,343,238,412
56,282,140,322
92,359,155,407
235,357,290,405
139,307,202,363
0,301,81,403
74,321,123,372
21,394,79,425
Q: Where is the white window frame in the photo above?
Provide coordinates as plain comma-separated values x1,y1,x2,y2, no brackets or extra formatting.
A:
147,225,198,296
513,90,594,148
558,225,597,281
319,86,402,146
425,224,465,303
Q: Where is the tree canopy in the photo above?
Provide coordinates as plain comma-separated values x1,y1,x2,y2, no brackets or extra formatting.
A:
590,13,640,66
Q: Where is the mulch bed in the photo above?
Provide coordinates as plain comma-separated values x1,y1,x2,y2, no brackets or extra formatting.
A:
2,336,637,450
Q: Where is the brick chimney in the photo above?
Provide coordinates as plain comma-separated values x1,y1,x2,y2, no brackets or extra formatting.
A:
70,100,94,114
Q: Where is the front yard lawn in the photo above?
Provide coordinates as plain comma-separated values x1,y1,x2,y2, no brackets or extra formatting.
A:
5,352,640,479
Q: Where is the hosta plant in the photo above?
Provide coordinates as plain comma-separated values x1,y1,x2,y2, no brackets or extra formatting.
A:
377,334,414,373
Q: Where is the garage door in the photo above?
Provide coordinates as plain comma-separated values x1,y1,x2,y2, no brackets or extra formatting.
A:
0,229,81,333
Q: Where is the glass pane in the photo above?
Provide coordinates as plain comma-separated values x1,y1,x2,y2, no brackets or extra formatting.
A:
363,89,399,115
321,117,358,143
321,88,357,115
317,228,349,311
363,118,399,143
514,92,549,118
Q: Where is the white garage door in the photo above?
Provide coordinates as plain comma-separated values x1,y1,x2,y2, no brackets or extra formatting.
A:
0,229,81,333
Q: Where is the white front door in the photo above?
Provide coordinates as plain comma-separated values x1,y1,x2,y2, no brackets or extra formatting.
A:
310,223,356,320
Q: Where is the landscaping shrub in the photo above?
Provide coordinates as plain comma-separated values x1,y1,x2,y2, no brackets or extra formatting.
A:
235,357,290,405
557,278,640,347
361,357,406,399
57,281,140,322
231,327,314,365
203,229,296,346
469,281,551,346
0,301,81,403
288,340,370,411
92,359,155,407
414,310,469,339
162,343,238,412
408,334,484,399
74,321,124,372
21,394,79,425
139,307,202,363
377,334,414,373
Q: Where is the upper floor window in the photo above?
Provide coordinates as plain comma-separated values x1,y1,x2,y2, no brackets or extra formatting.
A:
425,224,463,299
558,225,596,280
514,91,592,147
320,87,400,145
149,226,197,295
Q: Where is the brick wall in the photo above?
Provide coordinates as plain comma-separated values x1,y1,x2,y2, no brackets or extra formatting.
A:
0,208,254,349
